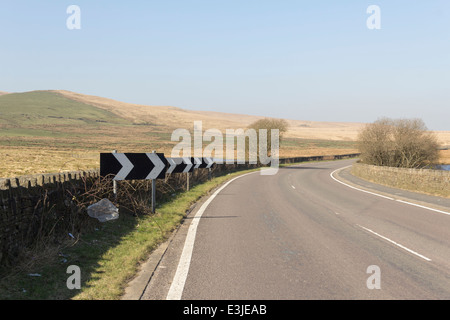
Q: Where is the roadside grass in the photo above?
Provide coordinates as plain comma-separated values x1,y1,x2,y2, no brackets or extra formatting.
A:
0,167,259,300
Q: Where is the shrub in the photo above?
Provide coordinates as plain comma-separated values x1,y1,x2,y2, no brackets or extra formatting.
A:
357,117,439,168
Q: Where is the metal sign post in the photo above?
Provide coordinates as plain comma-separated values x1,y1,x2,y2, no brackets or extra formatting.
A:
186,172,190,191
151,151,156,213
112,150,117,201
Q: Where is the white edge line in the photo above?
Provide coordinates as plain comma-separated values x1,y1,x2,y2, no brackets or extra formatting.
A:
330,166,394,200
357,224,432,262
396,199,450,216
330,166,450,216
166,171,258,300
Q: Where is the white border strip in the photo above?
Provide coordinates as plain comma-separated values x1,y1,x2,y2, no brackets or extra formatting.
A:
395,199,450,216
330,166,394,200
357,225,432,261
166,171,258,300
330,166,450,216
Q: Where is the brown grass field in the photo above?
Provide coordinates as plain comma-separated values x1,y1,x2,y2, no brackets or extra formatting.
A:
439,150,450,164
0,90,448,178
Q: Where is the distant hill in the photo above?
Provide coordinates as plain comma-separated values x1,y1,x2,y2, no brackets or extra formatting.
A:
1,89,448,143
53,90,365,141
1,90,448,144
53,90,450,144
0,89,448,177
0,91,128,128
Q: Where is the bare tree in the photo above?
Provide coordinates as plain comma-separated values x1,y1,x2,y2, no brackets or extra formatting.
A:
247,118,288,158
358,117,439,168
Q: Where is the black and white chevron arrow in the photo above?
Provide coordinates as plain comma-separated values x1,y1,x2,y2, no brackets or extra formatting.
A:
200,157,215,169
166,157,215,174
100,153,167,180
193,157,215,169
192,157,202,169
166,157,193,174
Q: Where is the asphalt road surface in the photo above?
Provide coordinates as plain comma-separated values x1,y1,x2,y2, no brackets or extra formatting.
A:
140,159,450,300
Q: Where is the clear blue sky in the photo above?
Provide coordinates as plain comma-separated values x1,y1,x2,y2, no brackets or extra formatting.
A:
1,1,449,130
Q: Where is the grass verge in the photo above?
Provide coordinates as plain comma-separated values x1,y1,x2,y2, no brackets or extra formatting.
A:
0,167,259,300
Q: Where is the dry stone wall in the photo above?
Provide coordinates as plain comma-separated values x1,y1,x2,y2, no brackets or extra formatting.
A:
351,162,450,198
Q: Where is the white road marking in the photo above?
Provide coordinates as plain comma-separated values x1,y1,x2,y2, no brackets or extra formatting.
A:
330,166,394,200
357,225,432,262
330,166,450,216
395,199,450,216
166,171,259,300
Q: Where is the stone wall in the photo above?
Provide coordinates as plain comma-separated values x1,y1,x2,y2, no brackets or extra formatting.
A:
0,170,100,266
351,162,450,198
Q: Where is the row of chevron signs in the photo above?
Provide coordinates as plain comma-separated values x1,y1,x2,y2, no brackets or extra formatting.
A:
100,153,215,181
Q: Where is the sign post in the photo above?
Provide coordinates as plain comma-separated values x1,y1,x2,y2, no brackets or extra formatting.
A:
151,151,157,213
186,171,190,191
112,150,117,200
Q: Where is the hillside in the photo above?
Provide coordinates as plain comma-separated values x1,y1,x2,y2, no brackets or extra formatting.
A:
0,91,128,127
0,89,448,177
54,90,364,141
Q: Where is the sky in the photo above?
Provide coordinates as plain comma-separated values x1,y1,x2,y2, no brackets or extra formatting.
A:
0,0,449,130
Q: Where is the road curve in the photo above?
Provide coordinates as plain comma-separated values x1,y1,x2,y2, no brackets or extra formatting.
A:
141,159,450,300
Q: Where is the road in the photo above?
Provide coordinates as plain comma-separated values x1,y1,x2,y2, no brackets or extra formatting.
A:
138,159,450,300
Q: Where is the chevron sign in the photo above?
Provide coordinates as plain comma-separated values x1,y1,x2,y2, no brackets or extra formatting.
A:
100,153,168,180
197,157,215,169
166,157,193,174
166,157,215,174
189,157,215,169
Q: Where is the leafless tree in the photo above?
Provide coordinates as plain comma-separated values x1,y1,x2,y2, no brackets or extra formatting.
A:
357,117,439,168
247,118,288,159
